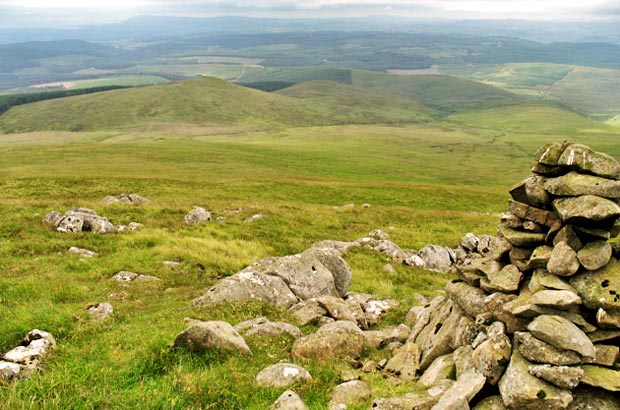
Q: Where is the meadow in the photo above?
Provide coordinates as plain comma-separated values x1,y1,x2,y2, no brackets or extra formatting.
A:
1,94,619,408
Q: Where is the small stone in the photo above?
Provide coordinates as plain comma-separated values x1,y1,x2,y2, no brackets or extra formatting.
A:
535,142,567,165
184,206,211,225
256,363,312,388
553,195,620,223
472,395,507,410
243,322,302,340
244,213,264,223
173,321,251,355
290,321,364,362
596,308,620,329
68,246,97,258
528,364,584,389
577,241,612,271
445,281,488,318
499,226,546,247
510,175,549,208
530,290,582,309
529,269,576,292
271,390,308,410
580,365,620,391
582,344,619,367
111,271,138,282
87,302,113,322
361,360,377,373
547,241,580,277
369,228,389,240
317,295,357,323
509,200,562,227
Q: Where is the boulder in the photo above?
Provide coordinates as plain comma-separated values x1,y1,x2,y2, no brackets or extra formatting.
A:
544,172,620,198
446,281,488,317
68,247,97,258
317,295,357,323
577,241,612,271
499,226,546,247
553,195,620,223
90,218,117,234
498,349,573,410
527,315,595,358
510,175,550,208
527,364,584,389
183,206,211,225
271,390,308,410
56,213,84,233
328,380,371,409
291,321,364,362
535,142,568,166
255,363,312,388
567,386,620,410
173,321,251,355
192,270,298,309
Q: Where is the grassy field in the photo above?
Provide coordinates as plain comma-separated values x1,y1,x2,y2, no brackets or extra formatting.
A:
1,77,620,408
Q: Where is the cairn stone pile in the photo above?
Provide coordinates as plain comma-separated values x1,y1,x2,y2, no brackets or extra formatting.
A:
403,142,620,409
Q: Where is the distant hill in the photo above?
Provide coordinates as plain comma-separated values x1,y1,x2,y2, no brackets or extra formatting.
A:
0,76,433,133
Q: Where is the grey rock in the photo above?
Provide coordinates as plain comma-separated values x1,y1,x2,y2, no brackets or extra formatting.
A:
369,229,390,240
577,241,612,271
56,213,84,233
557,143,620,180
446,281,488,317
509,200,562,228
528,315,595,358
111,271,138,282
567,386,620,410
418,245,455,271
431,368,486,410
535,142,568,166
317,295,357,323
271,390,308,410
498,349,573,410
405,305,424,326
529,246,553,269
420,354,455,387
384,342,420,380
553,195,620,222
472,331,512,385
0,361,21,380
173,321,251,355
90,217,117,234
582,344,619,366
87,302,113,322
328,380,371,409
514,332,581,366
530,290,582,309
510,174,550,208
255,363,312,388
193,270,298,309
454,346,475,379
554,225,583,251
569,260,620,310
183,206,211,225
580,365,620,391
472,396,507,410
234,317,269,333
289,300,327,326
363,299,399,327
68,246,97,258
461,233,480,252
243,322,302,340
291,321,364,362
487,264,522,293
476,235,512,260
528,364,584,389
544,172,620,198
547,241,580,277
43,211,62,225
529,269,576,292
596,308,620,329
371,393,440,410
498,225,546,247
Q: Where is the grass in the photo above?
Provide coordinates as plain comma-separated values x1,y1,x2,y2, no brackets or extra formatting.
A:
1,79,620,408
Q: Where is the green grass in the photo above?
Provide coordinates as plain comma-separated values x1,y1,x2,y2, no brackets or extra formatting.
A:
1,78,620,408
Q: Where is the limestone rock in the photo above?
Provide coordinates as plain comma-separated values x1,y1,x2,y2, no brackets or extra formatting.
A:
192,270,298,309
498,349,573,410
567,386,620,410
244,213,264,223
419,354,455,387
87,302,113,322
580,365,620,391
445,281,488,318
547,241,580,277
184,206,211,225
289,300,327,326
0,361,21,380
328,380,371,409
529,269,576,292
472,331,512,385
472,396,507,410
487,264,522,293
90,217,117,233
111,271,138,282
554,225,583,251
418,245,455,271
431,368,486,410
527,315,595,358
255,363,312,388
243,322,302,340
530,290,582,309
291,321,364,362
271,390,308,410
68,247,97,258
557,143,620,180
514,332,581,366
173,321,251,355
544,172,620,198
569,260,620,310
369,229,390,240
461,233,480,252
528,364,583,389
317,295,357,323
577,241,612,271
499,226,546,247
384,342,420,380
56,213,84,233
553,195,620,223
477,235,512,261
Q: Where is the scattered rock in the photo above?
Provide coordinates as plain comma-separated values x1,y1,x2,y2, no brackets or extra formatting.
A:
255,363,312,388
87,302,113,322
68,246,97,258
577,241,612,271
100,193,150,204
328,380,371,409
184,206,211,225
289,300,327,326
173,321,251,355
243,321,302,340
431,368,486,410
291,321,364,362
271,390,309,410
244,213,264,223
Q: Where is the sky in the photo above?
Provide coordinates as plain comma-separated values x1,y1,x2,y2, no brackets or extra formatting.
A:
1,0,619,27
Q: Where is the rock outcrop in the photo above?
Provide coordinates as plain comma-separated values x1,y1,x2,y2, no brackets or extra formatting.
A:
0,330,56,381
44,207,142,234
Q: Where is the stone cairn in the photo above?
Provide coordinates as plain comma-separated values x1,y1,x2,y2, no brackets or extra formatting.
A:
401,142,620,409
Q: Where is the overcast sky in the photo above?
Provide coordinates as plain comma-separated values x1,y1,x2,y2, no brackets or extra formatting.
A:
1,0,619,27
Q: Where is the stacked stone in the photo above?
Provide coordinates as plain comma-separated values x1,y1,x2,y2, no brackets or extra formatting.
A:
404,142,620,409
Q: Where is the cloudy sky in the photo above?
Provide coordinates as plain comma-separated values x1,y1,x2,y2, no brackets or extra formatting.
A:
1,0,619,27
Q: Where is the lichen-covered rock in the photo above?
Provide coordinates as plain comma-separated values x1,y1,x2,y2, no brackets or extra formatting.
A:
498,350,573,410
243,321,302,340
291,321,364,362
472,330,512,385
445,281,488,317
472,396,507,410
255,363,312,388
183,206,211,225
547,241,580,277
289,300,327,326
419,353,455,387
317,295,357,323
173,321,251,355
544,172,620,198
487,264,523,293
580,365,620,392
569,260,620,310
418,245,455,271
328,380,371,409
528,315,595,358
577,241,612,271
271,390,309,410
553,195,620,223
528,364,583,389
0,361,21,380
514,332,581,366
567,386,620,410
530,290,582,309
384,342,420,380
87,302,113,322
431,368,486,410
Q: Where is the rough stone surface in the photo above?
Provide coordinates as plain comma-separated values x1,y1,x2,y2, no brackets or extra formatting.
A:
289,301,327,326
420,354,455,387
567,386,620,410
472,396,507,410
87,302,113,322
0,361,21,380
431,368,486,410
384,342,420,380
243,321,302,340
553,195,620,223
514,332,581,366
328,380,371,409
544,172,620,198
418,245,454,271
68,246,97,258
557,143,620,180
528,364,584,389
487,264,522,293
582,344,619,366
498,350,573,410
173,321,251,355
317,295,357,323
472,331,512,385
445,281,488,318
255,363,312,388
577,241,612,271
528,315,595,358
183,206,211,225
291,321,364,362
580,365,620,392
271,390,309,410
547,241,580,277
